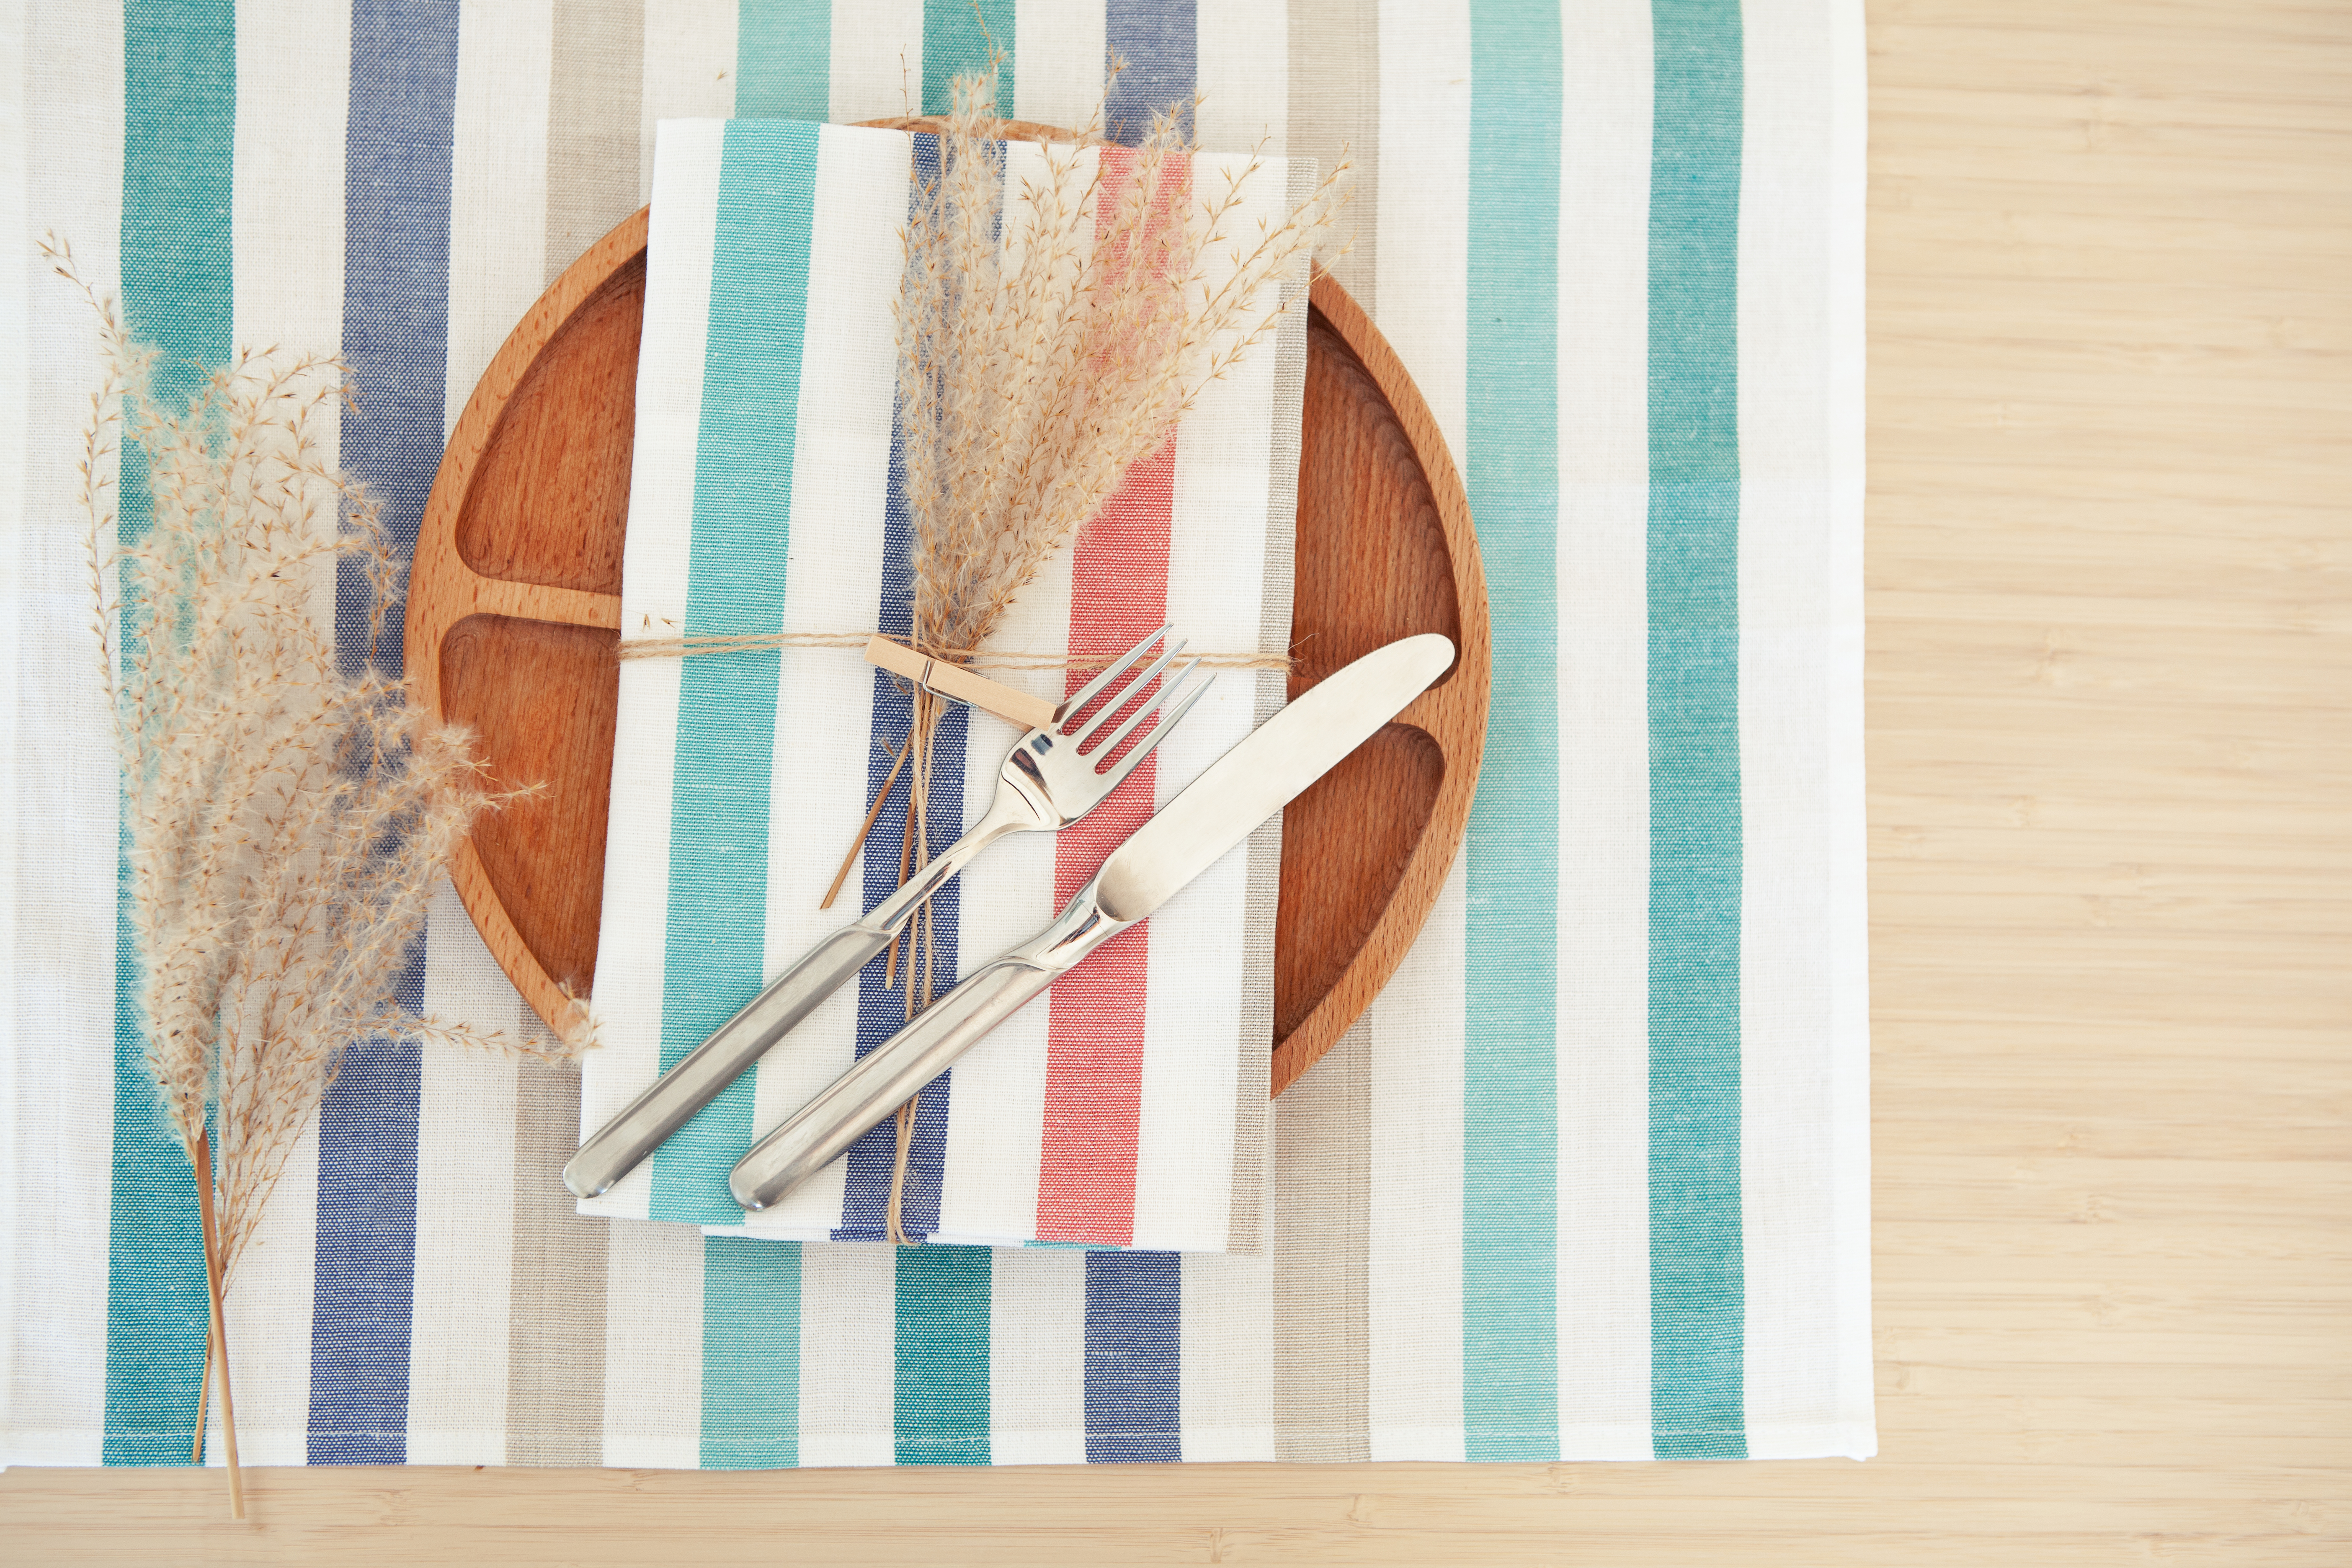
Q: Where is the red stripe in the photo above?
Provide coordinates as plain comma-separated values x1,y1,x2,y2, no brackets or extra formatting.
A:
1034,428,1177,1245
1034,146,1189,1245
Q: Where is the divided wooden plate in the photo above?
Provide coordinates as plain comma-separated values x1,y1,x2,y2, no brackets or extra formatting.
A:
409,140,1487,1099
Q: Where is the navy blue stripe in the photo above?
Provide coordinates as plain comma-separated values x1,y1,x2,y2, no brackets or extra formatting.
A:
307,0,459,1465
835,133,967,1241
1104,0,1196,146
1083,1251,1181,1462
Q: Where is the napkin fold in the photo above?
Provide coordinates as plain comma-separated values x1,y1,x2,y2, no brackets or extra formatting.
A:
577,119,1311,1251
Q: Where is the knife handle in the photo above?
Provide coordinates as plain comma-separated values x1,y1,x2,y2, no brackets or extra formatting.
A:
729,881,1132,1212
562,921,892,1199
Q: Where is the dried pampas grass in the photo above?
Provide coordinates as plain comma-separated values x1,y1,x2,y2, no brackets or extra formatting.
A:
46,236,578,1515
897,59,1350,664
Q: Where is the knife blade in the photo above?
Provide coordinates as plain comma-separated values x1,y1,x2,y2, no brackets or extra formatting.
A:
727,632,1456,1212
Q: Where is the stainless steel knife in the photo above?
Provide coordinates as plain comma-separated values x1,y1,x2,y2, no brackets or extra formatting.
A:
727,632,1457,1212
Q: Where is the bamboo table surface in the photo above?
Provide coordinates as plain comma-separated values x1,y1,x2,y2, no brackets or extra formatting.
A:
8,0,2348,1560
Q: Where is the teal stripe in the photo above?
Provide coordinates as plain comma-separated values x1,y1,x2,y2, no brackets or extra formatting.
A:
1647,0,1746,1460
104,0,236,1468
699,1236,802,1467
1460,0,1560,1463
921,0,1013,116
736,0,830,119
893,1246,991,1465
647,120,822,1223
683,57,831,1473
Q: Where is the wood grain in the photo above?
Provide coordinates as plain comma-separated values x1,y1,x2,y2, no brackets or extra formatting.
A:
9,1,2348,1560
1273,282,1487,1094
402,146,1488,1094
861,636,1060,732
404,210,645,1028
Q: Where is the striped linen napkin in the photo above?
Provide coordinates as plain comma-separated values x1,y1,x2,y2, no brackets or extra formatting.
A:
575,118,1306,1251
4,0,1871,1468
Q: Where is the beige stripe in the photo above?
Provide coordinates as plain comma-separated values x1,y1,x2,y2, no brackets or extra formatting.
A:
1285,0,1378,311
546,0,647,277
502,0,644,1464
503,1053,611,1466
1272,1016,1373,1460
1271,31,1372,1457
1228,154,1317,1257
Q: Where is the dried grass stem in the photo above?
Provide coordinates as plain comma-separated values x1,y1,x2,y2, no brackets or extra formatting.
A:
45,235,580,1512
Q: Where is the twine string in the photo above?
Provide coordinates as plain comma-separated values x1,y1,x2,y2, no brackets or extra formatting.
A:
615,628,1293,672
882,686,946,1246
885,1095,920,1245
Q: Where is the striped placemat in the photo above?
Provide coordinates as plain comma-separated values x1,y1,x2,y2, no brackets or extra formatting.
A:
3,0,1871,1466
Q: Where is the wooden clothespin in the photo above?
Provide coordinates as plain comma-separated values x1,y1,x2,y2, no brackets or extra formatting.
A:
864,635,1058,732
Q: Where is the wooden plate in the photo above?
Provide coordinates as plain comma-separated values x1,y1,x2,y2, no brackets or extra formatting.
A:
409,146,1487,1098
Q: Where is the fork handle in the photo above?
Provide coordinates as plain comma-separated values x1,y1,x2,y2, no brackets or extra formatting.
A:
562,922,891,1198
562,794,1037,1200
729,880,1131,1212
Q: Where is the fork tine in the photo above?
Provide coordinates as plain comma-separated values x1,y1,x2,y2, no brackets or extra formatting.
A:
1055,624,1172,731
1091,658,1209,779
1073,636,1186,746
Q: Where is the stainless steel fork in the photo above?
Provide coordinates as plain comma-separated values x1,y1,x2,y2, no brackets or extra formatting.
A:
562,625,1210,1199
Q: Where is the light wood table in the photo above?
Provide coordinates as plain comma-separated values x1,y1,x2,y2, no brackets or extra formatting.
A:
8,0,2347,1560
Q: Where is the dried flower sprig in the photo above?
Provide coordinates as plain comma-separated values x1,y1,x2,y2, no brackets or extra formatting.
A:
898,59,1350,664
45,236,574,1515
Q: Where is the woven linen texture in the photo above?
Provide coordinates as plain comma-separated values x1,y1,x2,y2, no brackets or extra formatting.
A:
3,0,1870,1466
